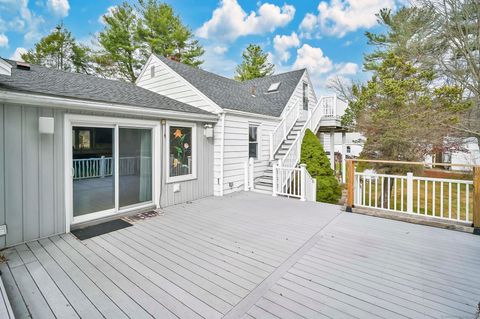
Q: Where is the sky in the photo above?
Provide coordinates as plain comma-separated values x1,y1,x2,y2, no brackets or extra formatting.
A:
0,0,406,94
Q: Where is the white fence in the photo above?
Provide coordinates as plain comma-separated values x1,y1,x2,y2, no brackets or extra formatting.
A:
273,164,316,201
73,156,150,180
354,171,474,223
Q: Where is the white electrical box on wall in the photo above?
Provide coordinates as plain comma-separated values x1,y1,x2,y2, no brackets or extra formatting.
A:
39,117,55,134
0,224,7,236
173,183,180,193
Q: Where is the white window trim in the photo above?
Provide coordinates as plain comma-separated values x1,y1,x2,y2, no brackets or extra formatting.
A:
166,121,197,183
64,114,161,232
249,123,260,160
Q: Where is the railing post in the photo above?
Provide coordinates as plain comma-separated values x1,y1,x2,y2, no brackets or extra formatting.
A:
312,178,317,202
406,172,414,213
272,162,277,197
346,160,355,212
249,157,255,190
269,132,274,161
300,164,306,201
244,160,249,191
99,156,105,178
473,166,480,230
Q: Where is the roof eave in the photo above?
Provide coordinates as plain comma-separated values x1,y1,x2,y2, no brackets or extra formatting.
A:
0,90,219,122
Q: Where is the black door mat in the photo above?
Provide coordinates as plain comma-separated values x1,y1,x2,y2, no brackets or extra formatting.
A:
71,219,132,240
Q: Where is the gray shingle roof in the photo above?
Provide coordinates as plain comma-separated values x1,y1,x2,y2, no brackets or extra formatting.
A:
157,55,305,117
0,59,213,116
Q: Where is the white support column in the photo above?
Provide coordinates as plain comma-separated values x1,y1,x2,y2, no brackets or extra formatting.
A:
329,130,335,172
269,132,274,161
300,164,307,201
272,162,277,196
244,160,249,191
341,131,346,183
406,172,414,213
249,157,255,190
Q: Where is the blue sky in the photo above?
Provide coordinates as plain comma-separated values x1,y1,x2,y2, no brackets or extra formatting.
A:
0,0,404,94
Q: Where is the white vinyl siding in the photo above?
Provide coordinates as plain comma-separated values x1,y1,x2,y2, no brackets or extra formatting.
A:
213,113,279,195
136,56,220,114
281,71,317,117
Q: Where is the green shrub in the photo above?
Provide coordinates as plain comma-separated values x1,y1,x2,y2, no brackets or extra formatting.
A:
300,129,341,203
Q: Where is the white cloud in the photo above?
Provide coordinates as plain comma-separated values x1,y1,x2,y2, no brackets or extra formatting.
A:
273,32,300,62
196,0,295,42
10,47,27,61
0,33,8,47
335,62,359,75
0,0,45,43
47,0,70,17
213,46,228,54
293,44,333,75
300,0,395,38
98,6,117,25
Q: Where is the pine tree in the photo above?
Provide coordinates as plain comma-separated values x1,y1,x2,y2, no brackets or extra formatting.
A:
234,44,274,81
96,2,144,82
136,0,204,67
300,129,341,204
22,24,92,74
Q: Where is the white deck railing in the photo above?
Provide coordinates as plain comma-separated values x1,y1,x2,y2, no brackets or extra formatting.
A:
73,156,150,180
273,164,316,201
73,156,113,180
354,171,474,223
270,99,300,160
281,97,325,168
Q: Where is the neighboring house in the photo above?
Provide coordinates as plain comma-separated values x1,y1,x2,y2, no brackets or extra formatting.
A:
0,55,347,249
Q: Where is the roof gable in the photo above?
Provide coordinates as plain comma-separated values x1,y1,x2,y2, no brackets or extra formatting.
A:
156,55,305,117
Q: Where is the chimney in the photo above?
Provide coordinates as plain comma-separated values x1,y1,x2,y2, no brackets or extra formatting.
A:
251,85,256,97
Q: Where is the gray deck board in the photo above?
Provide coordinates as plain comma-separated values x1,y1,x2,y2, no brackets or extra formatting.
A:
2,192,480,318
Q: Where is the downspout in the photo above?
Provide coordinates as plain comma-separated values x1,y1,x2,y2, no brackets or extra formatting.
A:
220,112,226,196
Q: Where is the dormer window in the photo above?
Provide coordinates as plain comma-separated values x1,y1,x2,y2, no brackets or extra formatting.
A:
267,82,281,92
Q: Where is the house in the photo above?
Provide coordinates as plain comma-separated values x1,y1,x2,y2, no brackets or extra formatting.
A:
0,55,348,249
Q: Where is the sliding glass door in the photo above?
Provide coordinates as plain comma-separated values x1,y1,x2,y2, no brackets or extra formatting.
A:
69,118,156,225
72,126,115,217
119,128,152,208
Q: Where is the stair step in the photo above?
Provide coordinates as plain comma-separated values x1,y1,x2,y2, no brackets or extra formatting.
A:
254,183,273,192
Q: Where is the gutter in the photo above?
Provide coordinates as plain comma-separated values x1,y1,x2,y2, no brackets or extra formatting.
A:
220,112,226,196
0,90,219,122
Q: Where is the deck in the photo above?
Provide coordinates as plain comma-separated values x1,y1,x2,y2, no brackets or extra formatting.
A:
2,192,480,319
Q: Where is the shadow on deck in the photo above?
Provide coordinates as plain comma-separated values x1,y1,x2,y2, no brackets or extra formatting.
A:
2,192,480,318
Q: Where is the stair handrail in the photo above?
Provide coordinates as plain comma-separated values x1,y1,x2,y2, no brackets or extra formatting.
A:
270,99,301,160
281,97,325,168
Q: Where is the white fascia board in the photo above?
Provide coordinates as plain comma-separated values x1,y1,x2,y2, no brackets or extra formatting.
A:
0,90,219,122
303,69,318,104
152,55,224,114
223,108,281,121
134,54,154,84
0,58,12,76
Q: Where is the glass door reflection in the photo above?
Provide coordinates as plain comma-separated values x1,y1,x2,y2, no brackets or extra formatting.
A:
72,126,115,217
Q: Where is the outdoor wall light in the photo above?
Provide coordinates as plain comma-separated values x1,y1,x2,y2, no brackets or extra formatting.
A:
39,117,55,134
204,124,213,138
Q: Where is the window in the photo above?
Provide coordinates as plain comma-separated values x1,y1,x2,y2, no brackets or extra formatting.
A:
267,82,281,92
302,82,309,110
167,122,196,182
346,146,351,154
249,125,258,159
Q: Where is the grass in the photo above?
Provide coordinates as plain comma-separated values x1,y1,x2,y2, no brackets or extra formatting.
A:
360,177,473,223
